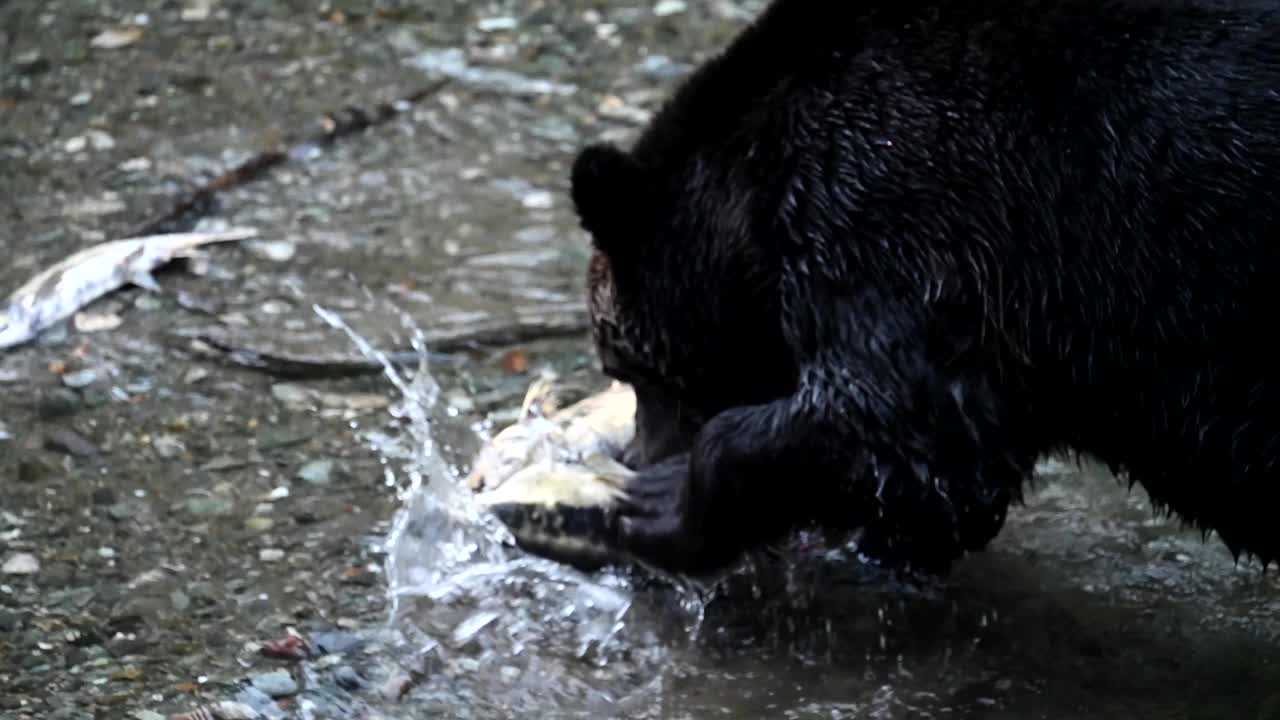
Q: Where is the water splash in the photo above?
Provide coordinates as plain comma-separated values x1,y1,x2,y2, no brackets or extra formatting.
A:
312,303,692,715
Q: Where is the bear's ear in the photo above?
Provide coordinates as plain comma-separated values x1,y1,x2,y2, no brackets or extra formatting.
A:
570,143,651,256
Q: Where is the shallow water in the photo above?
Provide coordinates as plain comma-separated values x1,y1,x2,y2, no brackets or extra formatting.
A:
1,1,1277,718
365,334,1280,720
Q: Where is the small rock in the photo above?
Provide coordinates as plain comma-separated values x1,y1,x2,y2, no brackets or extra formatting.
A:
199,455,253,472
245,239,297,262
169,590,190,612
185,495,234,517
132,710,165,720
44,427,99,456
333,665,364,691
35,388,82,418
69,91,92,106
3,553,40,575
181,0,213,21
244,516,274,532
90,27,143,49
183,367,210,384
151,433,185,459
260,299,292,315
296,459,335,485
271,383,312,405
379,671,415,701
520,189,554,210
73,311,123,333
118,156,151,172
85,130,115,150
0,608,26,631
60,368,99,388
92,487,117,505
477,15,517,32
106,502,136,521
14,50,50,75
249,669,298,698
259,548,285,562
310,631,363,656
653,0,687,16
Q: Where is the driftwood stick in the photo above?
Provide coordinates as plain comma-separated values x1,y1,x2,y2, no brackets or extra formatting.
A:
176,309,591,380
128,79,452,237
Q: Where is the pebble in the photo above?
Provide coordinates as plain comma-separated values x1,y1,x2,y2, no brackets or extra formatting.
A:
61,368,99,389
0,608,20,632
271,383,312,405
90,27,143,49
2,553,40,575
296,459,335,485
151,433,186,459
14,50,50,75
132,711,165,720
520,189,554,210
35,388,82,418
183,367,210,384
245,239,297,262
43,428,99,457
249,669,298,698
244,516,274,532
118,156,152,172
259,548,285,562
185,495,234,517
309,631,362,656
477,16,518,32
333,665,364,691
69,91,92,106
181,0,213,21
654,0,687,16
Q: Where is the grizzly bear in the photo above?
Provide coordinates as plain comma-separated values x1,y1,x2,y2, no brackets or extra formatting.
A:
570,0,1280,576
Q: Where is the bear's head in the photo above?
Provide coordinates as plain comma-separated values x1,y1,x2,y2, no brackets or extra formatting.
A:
570,142,798,468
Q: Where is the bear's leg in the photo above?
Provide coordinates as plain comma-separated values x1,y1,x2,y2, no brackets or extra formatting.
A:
612,278,1039,575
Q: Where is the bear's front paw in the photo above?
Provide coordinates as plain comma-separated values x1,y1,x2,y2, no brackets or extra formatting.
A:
610,454,734,575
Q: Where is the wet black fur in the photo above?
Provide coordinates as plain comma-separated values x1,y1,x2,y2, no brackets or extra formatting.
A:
571,0,1280,576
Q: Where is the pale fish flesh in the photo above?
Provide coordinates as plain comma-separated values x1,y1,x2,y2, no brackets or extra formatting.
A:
466,378,639,570
0,227,258,350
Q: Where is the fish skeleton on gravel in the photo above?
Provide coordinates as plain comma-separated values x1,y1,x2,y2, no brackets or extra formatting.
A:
0,228,258,350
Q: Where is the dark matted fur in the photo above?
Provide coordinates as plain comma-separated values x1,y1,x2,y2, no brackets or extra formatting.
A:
571,0,1280,575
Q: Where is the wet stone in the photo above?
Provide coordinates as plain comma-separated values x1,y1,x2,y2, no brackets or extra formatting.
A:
14,50,51,75
249,669,298,698
44,427,99,456
3,553,41,575
92,487,116,505
309,631,362,656
296,459,335,485
185,495,234,517
333,665,364,691
0,608,25,631
106,502,137,521
36,388,83,418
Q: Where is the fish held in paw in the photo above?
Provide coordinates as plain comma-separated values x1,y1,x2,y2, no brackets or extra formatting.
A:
465,378,639,571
